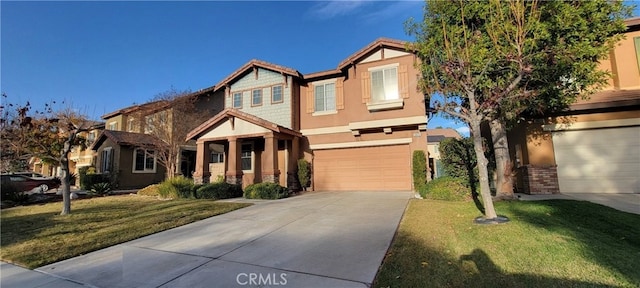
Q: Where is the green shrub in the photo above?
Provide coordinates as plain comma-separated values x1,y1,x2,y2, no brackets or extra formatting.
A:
196,182,243,200
80,172,109,191
157,176,194,199
244,182,289,199
418,177,471,201
137,184,160,196
89,182,112,196
412,150,428,191
297,159,310,190
1,182,30,204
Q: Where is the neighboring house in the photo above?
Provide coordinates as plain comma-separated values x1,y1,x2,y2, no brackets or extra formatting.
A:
90,130,166,189
93,94,223,189
30,121,105,184
426,128,462,179
507,17,640,194
187,38,428,191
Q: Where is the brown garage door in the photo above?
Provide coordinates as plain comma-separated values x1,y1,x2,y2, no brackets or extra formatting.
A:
313,145,412,191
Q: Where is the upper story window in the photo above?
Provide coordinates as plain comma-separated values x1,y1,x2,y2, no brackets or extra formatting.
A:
233,92,243,109
370,65,398,102
314,82,336,112
133,148,156,173
87,131,96,143
252,89,263,106
107,122,118,130
272,85,283,103
127,118,135,132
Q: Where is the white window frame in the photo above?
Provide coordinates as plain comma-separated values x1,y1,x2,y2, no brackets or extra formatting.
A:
241,143,253,173
127,118,135,132
210,152,224,164
312,79,337,115
132,148,157,173
369,63,399,102
101,147,113,173
232,92,243,108
108,122,118,130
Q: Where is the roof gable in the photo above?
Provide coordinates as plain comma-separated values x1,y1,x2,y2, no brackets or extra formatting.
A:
213,59,302,92
337,38,411,70
186,108,301,140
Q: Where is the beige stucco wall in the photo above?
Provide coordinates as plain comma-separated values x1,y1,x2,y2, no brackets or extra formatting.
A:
511,110,640,167
599,30,640,90
300,54,424,130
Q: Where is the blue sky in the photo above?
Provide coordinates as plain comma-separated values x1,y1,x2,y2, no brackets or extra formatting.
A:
2,1,639,136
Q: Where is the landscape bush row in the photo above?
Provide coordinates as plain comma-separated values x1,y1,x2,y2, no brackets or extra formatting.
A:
137,176,290,200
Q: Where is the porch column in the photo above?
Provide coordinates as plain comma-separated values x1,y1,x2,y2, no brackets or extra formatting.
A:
262,133,280,183
193,141,211,184
226,137,243,185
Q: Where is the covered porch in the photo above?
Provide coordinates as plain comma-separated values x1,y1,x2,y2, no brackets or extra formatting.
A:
186,109,301,188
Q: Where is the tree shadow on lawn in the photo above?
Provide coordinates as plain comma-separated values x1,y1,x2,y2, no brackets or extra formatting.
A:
374,230,626,288
0,211,58,247
502,199,640,285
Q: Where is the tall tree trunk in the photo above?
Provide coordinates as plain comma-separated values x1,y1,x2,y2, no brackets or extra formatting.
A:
469,119,498,219
490,119,514,199
60,134,75,215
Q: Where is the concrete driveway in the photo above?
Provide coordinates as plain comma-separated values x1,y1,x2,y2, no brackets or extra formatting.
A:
25,191,411,287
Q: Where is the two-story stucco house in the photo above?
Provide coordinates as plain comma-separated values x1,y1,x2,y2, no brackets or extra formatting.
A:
507,17,640,194
187,38,428,191
92,93,223,189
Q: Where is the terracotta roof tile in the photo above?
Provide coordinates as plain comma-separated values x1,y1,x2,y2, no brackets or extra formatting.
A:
337,38,409,70
213,59,302,92
427,128,462,140
90,130,162,150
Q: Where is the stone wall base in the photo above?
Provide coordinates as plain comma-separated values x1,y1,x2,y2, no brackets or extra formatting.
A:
226,175,243,186
518,165,559,194
262,173,280,184
193,174,210,185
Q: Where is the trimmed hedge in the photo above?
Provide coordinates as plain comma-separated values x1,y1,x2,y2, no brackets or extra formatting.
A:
196,182,242,200
418,177,471,201
244,182,289,200
412,150,428,191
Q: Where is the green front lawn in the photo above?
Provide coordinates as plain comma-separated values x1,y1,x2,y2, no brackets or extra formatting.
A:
0,195,251,269
375,199,640,288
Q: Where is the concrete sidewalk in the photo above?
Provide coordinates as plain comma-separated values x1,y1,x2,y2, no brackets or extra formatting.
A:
2,191,411,288
516,193,640,214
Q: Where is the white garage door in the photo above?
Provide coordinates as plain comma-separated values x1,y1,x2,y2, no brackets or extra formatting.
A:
314,145,412,191
552,126,640,193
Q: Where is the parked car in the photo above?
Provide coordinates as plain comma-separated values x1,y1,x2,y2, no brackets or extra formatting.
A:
7,171,51,179
0,174,61,193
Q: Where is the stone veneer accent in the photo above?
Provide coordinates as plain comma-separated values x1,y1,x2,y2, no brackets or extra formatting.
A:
226,175,243,186
194,174,210,185
518,165,560,194
261,173,280,184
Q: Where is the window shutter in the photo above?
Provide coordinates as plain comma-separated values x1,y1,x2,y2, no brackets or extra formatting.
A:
306,84,315,113
399,64,410,99
361,71,371,103
336,78,344,110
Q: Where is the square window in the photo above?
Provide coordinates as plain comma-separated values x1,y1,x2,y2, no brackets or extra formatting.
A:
314,83,336,112
133,148,156,173
233,92,243,108
252,89,262,106
370,67,398,102
272,85,283,103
